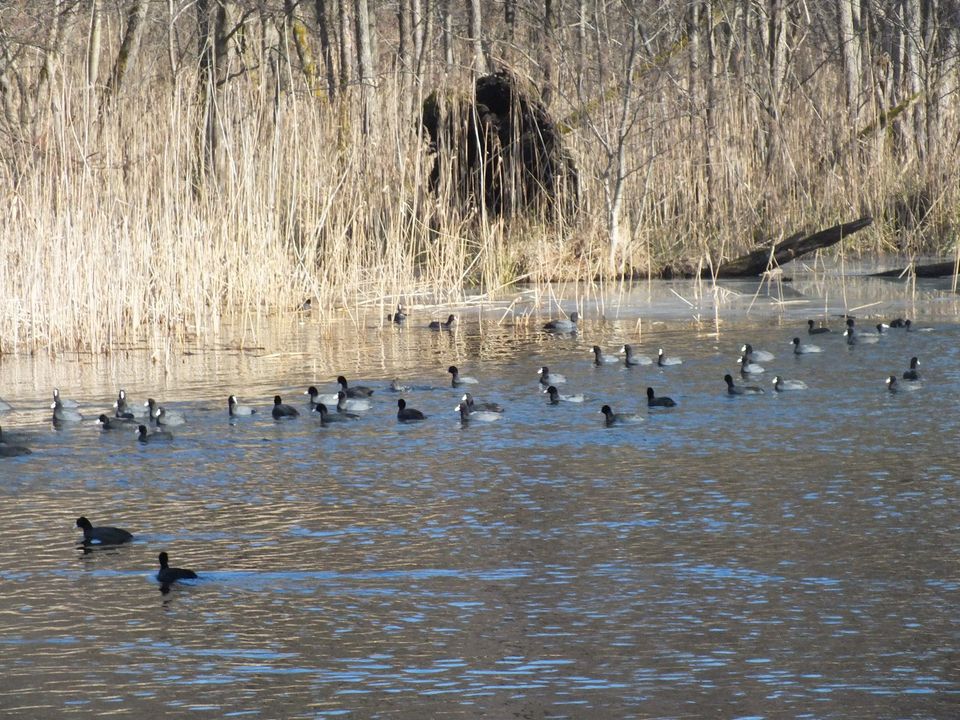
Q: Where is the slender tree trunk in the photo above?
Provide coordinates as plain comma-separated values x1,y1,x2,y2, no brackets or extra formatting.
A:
398,0,411,76
542,0,555,104
338,0,353,90
604,16,641,274
286,0,318,91
87,0,102,89
416,0,431,79
411,0,424,80
763,0,786,176
38,0,64,91
903,0,924,159
703,0,716,218
442,0,454,68
467,0,486,75
196,0,217,180
397,0,413,117
577,0,587,82
354,0,377,133
687,1,702,212
921,0,940,165
837,0,862,126
104,0,148,101
314,0,338,99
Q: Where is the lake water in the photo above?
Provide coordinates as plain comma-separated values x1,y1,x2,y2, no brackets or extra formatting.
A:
1,272,959,718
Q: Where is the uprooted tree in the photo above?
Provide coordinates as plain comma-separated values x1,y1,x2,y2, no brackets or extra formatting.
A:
421,70,580,219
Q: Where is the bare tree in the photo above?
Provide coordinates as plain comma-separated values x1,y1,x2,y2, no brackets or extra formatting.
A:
582,10,645,273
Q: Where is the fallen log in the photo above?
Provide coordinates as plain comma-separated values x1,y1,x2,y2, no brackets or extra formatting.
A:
711,216,874,278
870,260,959,278
658,216,873,279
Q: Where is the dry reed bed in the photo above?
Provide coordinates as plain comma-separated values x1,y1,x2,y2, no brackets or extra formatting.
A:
0,66,956,354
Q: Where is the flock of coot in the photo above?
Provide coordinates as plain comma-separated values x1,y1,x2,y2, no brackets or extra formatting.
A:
0,306,935,589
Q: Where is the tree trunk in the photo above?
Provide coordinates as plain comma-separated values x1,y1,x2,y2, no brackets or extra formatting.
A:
764,0,787,176
921,0,941,165
837,0,862,126
604,16,641,274
542,0,555,102
314,0,338,99
397,0,411,76
196,0,217,181
397,0,413,117
104,0,148,101
338,0,353,91
903,0,925,159
354,0,377,133
411,0,424,80
87,0,102,89
37,0,65,102
467,0,486,75
703,0,716,218
442,0,454,68
286,0,318,91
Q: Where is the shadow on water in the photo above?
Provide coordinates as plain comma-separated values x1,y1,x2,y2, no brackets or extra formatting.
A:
0,272,958,718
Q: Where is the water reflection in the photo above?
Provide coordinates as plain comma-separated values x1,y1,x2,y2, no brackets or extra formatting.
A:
0,273,958,717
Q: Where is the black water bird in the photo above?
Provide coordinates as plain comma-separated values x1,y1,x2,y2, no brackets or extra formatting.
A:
724,374,764,395
51,398,82,424
544,386,584,404
397,399,426,422
621,344,651,366
599,405,643,426
646,387,676,407
272,395,299,419
657,348,682,366
156,551,197,586
428,314,457,330
543,312,579,332
456,399,502,423
388,303,407,323
337,376,374,398
114,389,144,419
98,413,135,429
448,365,479,387
771,376,808,391
741,343,774,362
903,356,921,381
76,516,133,545
592,345,619,365
314,403,359,424
137,424,173,442
538,366,566,385
791,337,822,354
905,319,933,332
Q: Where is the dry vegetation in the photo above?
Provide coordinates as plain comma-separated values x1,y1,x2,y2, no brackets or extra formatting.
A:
0,0,957,352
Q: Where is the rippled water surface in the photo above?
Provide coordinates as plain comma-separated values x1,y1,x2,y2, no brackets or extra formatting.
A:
1,273,959,718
